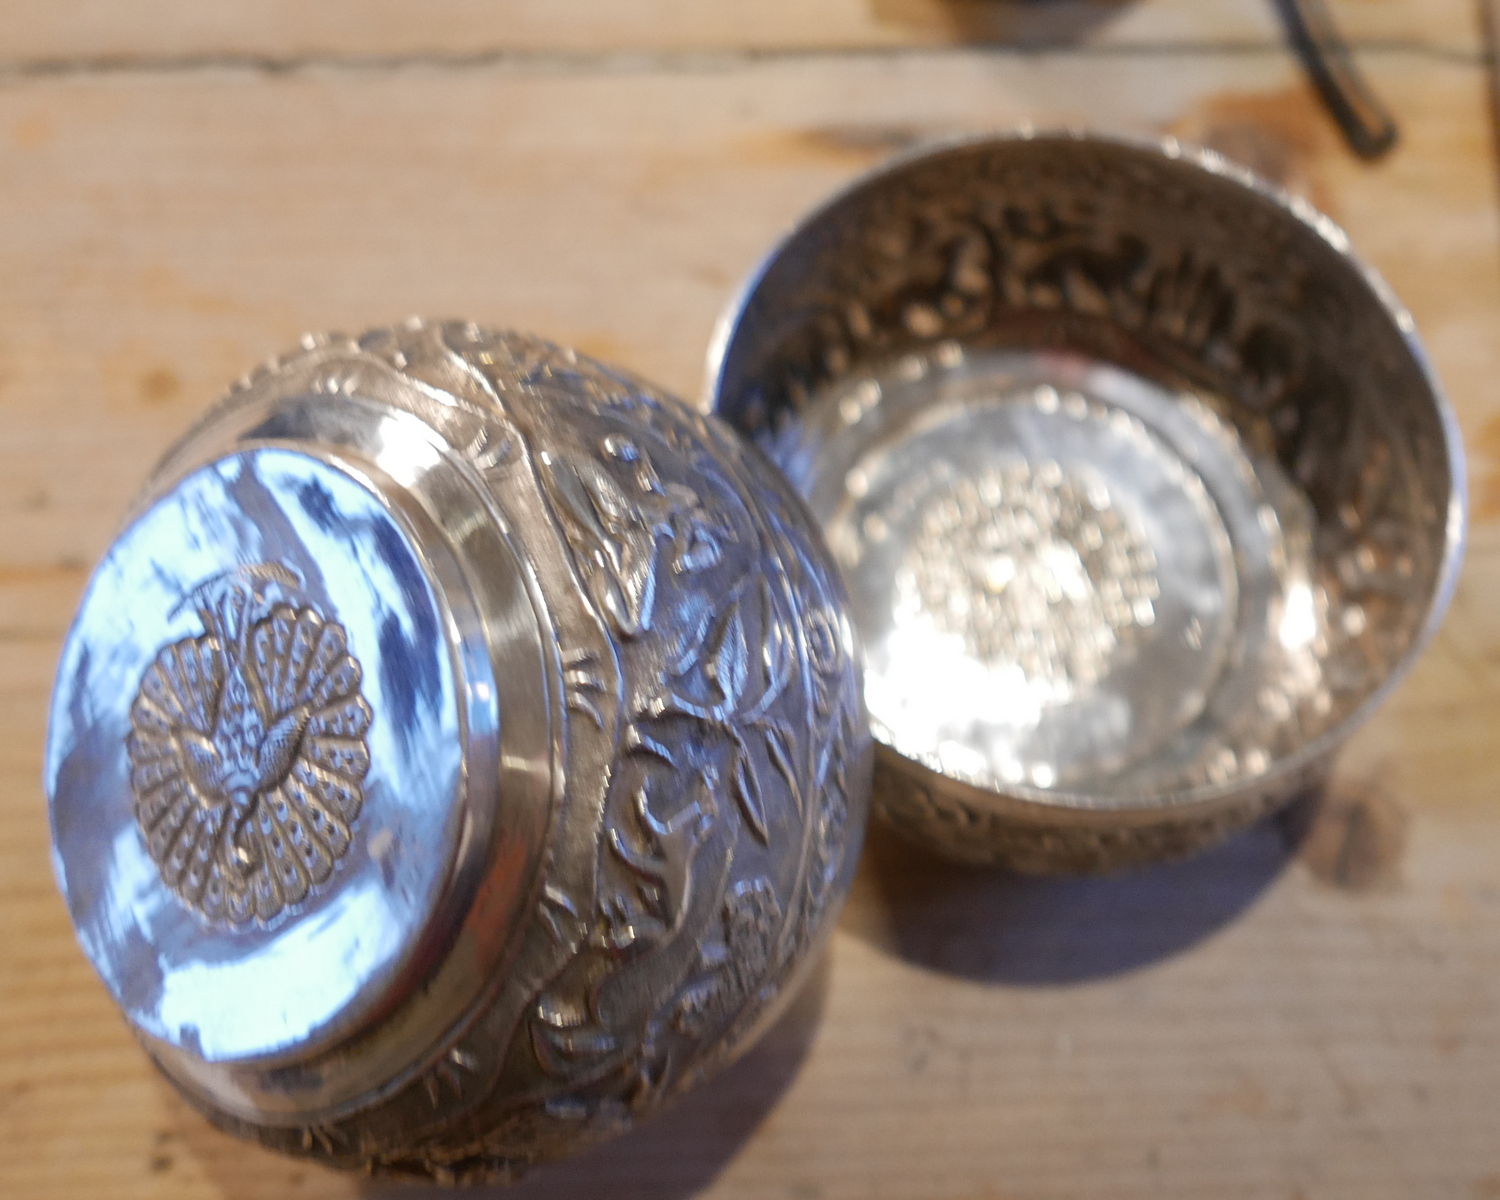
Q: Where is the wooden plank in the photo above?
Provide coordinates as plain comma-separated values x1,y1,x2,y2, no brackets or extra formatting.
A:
0,0,1482,63
2,40,1498,1200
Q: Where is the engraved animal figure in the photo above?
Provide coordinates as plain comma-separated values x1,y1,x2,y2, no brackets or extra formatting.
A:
126,564,373,924
645,577,797,844
606,773,717,949
671,877,783,1038
538,435,730,639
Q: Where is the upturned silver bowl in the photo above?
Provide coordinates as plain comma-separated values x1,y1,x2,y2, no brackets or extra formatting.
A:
44,320,871,1182
709,133,1464,873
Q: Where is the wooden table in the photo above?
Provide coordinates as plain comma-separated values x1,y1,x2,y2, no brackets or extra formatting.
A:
3,3,1498,1197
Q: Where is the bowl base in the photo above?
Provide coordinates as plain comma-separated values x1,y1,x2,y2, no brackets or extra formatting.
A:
771,346,1342,806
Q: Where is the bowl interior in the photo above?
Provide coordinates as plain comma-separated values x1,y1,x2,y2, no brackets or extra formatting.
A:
711,136,1461,809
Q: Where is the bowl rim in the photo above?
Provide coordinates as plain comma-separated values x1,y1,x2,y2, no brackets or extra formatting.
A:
704,128,1469,817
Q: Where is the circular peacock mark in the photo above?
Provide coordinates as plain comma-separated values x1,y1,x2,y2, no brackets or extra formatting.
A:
126,564,373,925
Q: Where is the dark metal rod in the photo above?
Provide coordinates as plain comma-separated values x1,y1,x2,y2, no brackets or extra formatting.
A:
1480,0,1500,149
1274,0,1399,159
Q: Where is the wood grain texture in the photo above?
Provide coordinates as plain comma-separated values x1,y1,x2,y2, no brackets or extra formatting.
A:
0,0,1482,63
2,6,1499,1198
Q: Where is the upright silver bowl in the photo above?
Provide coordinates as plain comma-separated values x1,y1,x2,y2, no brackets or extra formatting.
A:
45,320,871,1181
709,133,1465,873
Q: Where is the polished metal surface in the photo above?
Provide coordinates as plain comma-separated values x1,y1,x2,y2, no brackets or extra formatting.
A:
46,320,871,1182
49,450,465,1066
709,133,1465,873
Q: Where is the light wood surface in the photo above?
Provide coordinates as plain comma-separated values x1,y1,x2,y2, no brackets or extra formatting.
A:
0,1,1482,62
3,4,1499,1199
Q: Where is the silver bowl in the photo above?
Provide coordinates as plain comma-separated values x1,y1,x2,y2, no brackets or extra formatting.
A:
44,320,871,1182
708,133,1465,873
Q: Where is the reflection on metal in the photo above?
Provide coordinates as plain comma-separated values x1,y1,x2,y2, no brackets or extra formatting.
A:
789,355,1297,803
50,448,467,1067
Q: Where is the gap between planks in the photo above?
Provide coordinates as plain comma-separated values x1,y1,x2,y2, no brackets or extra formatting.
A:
0,38,1485,85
